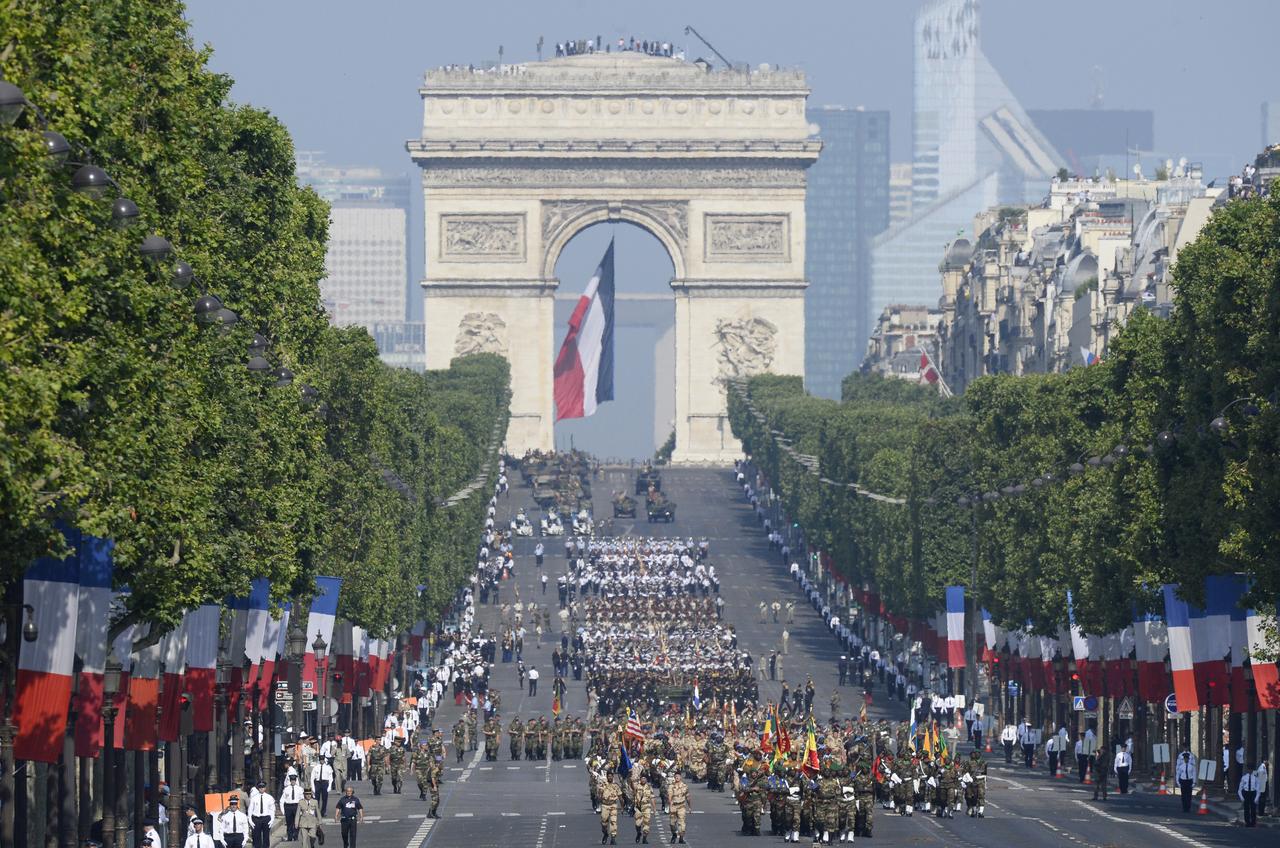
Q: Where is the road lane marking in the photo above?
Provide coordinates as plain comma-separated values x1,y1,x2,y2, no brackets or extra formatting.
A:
403,810,435,848
1070,799,1211,847
501,812,521,817
458,747,484,782
454,812,473,817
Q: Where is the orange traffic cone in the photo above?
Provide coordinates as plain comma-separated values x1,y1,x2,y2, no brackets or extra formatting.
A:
1084,768,1093,785
985,737,992,753
1156,770,1167,795
1196,788,1209,815
1055,758,1064,779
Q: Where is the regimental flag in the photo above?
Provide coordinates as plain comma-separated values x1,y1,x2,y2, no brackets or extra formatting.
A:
935,722,950,763
14,536,82,763
618,740,633,777
761,711,774,755
691,678,701,711
553,240,615,421
625,708,645,743
921,724,932,758
801,718,820,775
552,694,562,717
776,708,792,754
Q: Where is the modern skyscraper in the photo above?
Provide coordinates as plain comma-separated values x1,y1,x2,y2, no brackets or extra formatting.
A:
296,152,411,334
870,0,1062,340
804,107,891,399
888,163,914,226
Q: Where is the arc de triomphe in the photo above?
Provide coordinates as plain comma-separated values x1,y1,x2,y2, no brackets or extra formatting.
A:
407,52,819,463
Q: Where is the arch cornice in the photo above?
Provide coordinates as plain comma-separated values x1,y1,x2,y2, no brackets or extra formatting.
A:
540,199,687,281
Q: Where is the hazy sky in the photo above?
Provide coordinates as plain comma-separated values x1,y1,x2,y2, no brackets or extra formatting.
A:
182,0,1277,459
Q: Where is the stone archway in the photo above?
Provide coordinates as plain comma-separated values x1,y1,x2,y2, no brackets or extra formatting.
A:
407,51,820,462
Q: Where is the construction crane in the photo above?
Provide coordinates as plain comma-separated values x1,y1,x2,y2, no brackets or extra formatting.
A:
683,25,734,69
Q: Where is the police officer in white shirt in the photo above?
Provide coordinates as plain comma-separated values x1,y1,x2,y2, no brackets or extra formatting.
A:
214,796,251,848
184,818,215,848
281,773,305,840
1175,748,1198,812
1239,761,1261,827
312,756,336,817
1000,722,1017,764
248,781,276,848
1113,746,1132,793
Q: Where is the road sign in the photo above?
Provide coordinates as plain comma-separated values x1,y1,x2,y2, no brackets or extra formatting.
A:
301,691,315,700
1117,697,1135,719
1072,696,1086,711
1083,711,1098,719
302,681,314,691
1007,680,1020,694
1083,696,1099,711
1164,693,1178,715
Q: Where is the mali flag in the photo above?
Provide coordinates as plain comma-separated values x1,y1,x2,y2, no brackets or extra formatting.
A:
761,712,774,754
801,719,820,776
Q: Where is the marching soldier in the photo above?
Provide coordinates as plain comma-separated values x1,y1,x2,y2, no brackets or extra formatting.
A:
388,740,406,794
366,742,387,796
667,772,690,845
632,772,654,844
509,716,524,760
936,760,960,818
452,720,467,763
484,715,500,761
599,770,622,845
815,761,841,843
412,741,434,801
963,749,987,817
837,762,856,841
853,759,875,837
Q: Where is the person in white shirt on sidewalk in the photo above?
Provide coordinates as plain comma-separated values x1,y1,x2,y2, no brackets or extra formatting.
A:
183,818,215,848
248,781,276,848
312,757,336,817
1175,748,1198,813
1239,761,1261,827
281,773,305,841
1112,747,1132,794
214,797,251,848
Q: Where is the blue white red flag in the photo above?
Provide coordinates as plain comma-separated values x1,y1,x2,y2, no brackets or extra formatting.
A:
554,240,615,420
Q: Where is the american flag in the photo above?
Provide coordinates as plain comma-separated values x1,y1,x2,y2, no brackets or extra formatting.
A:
624,709,645,742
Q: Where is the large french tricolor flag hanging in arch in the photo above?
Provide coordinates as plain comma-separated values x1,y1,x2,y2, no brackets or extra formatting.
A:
945,586,966,668
553,239,615,421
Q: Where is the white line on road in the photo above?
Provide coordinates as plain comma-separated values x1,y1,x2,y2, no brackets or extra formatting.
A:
458,747,484,782
403,811,435,848
501,812,521,817
454,812,473,817
1070,799,1211,848
507,766,521,770
546,811,565,816
988,775,1033,790
408,814,426,819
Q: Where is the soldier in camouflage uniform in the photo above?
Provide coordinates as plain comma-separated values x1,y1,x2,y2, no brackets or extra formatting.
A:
465,708,478,752
599,770,622,845
631,772,654,843
837,762,857,841
705,734,727,791
778,765,803,843
484,716,500,761
963,749,987,817
452,720,467,763
508,716,524,760
736,760,768,835
853,760,875,837
412,741,434,801
366,742,387,795
891,756,914,815
815,761,841,843
538,716,551,759
524,718,539,760
667,772,690,844
936,760,960,818
388,740,406,794
551,717,563,761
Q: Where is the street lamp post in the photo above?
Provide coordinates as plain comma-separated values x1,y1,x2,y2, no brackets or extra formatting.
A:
214,660,228,791
287,620,306,766
312,632,328,741
101,650,122,848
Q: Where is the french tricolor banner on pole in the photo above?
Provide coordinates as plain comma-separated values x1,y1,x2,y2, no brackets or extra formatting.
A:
302,577,342,692
14,540,81,763
73,535,113,758
945,586,966,668
553,239,615,421
1246,603,1280,709
1193,576,1235,703
185,604,221,733
1134,608,1169,704
1163,584,1198,712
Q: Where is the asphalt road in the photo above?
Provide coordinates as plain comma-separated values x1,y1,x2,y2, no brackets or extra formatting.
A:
323,467,1271,848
